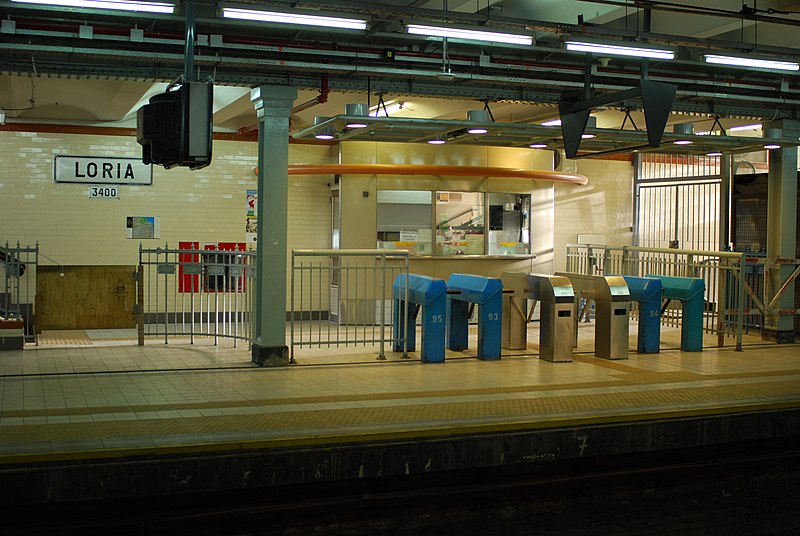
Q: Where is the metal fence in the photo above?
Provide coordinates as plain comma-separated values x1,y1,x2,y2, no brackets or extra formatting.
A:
291,249,410,361
565,243,746,350
0,241,38,342
137,243,256,346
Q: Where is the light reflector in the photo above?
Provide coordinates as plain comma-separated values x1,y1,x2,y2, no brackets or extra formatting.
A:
222,8,367,30
704,54,799,71
10,0,174,13
565,40,674,60
406,24,532,46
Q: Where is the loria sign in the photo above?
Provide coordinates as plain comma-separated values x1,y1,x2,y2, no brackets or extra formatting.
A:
54,155,152,185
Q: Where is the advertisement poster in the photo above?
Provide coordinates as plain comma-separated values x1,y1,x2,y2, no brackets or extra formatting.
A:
246,189,258,244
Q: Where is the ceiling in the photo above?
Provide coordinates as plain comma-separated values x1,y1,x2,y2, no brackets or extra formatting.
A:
2,0,800,154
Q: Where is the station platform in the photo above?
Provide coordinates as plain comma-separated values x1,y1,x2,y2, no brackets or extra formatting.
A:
0,322,799,508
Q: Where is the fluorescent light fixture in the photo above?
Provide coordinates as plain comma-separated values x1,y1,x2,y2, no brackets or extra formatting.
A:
346,121,368,129
428,138,446,145
729,123,762,132
764,144,781,150
540,119,562,127
369,101,406,117
315,132,335,140
707,152,723,157
565,40,674,60
406,24,532,46
529,143,548,149
467,127,488,134
222,8,367,30
10,0,174,13
673,140,693,145
581,133,596,139
704,54,799,71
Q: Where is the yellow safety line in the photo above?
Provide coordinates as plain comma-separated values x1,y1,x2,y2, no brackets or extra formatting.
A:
1,399,797,467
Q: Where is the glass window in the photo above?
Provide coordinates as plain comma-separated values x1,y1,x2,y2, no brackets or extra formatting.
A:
376,190,433,255
435,191,485,255
487,193,531,255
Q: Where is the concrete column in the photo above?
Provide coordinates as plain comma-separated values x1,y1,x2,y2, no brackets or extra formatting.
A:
764,121,798,342
250,85,297,365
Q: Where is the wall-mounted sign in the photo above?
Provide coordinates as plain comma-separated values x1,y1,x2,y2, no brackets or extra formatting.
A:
54,155,152,185
88,185,120,199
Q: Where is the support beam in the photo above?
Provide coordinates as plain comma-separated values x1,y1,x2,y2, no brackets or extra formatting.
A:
559,79,676,158
764,120,799,342
250,85,298,366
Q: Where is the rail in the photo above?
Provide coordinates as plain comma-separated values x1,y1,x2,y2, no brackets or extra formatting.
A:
137,243,256,346
566,243,747,350
291,249,410,362
0,241,38,343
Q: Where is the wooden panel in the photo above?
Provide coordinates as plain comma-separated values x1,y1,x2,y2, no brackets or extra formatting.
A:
37,266,136,330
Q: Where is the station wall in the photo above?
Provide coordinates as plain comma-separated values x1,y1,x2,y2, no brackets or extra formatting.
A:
0,129,634,277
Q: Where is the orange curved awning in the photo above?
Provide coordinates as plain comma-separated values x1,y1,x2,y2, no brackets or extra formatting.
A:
287,164,588,185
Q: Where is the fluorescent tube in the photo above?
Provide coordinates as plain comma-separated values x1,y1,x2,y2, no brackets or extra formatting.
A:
565,40,674,60
704,54,799,71
222,8,367,30
10,0,174,13
406,24,532,46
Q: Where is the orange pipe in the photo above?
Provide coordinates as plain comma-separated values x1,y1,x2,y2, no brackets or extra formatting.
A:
287,163,588,185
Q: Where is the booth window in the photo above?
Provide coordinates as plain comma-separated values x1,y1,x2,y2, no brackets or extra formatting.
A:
436,191,485,255
487,193,531,255
376,190,433,255
377,190,532,256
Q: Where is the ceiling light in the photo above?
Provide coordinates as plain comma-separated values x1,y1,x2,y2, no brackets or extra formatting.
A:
222,8,367,30
764,144,781,150
406,24,532,46
581,133,596,139
344,103,368,128
729,123,762,132
428,137,446,145
707,152,723,157
466,109,490,134
673,140,693,145
704,54,799,71
10,0,174,12
565,40,675,60
313,117,335,140
529,143,548,149
540,119,562,127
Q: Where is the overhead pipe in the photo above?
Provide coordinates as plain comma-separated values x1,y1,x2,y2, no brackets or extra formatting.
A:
290,75,329,115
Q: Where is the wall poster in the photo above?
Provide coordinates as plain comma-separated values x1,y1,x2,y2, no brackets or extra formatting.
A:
246,189,258,244
126,216,160,239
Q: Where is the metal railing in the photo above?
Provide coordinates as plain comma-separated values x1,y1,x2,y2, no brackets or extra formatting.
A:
0,241,38,342
291,249,410,361
566,243,746,350
138,243,256,346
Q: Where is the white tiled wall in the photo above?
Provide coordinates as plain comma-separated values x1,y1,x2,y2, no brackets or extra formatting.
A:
553,157,634,272
0,131,334,265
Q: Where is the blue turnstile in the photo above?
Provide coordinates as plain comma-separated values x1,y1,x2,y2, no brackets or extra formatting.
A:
647,274,706,352
446,273,503,360
621,275,663,353
392,274,447,363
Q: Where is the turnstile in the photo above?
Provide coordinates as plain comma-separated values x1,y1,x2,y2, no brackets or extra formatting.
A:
446,273,503,360
501,272,575,362
555,272,631,360
621,275,663,354
392,274,447,363
646,274,706,352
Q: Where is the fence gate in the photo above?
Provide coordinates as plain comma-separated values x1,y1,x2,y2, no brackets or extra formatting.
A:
636,154,722,252
138,243,256,346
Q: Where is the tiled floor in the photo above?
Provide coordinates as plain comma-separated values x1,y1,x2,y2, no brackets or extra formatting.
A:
0,323,798,462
